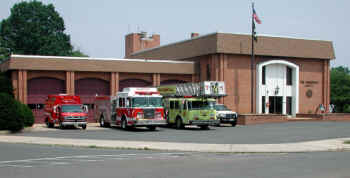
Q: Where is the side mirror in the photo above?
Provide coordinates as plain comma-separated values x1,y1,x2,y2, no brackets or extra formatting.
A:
53,106,58,114
83,105,89,113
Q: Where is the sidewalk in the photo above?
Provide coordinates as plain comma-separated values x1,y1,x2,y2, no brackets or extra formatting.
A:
0,123,103,134
0,135,349,153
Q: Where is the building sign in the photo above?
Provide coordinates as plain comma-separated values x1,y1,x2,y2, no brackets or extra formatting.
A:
300,80,319,88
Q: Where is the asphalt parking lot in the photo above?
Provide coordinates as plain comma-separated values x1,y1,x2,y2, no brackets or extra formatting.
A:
14,121,350,144
1,142,350,178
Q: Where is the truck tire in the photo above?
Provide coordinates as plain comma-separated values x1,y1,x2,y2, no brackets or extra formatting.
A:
147,126,156,131
48,122,54,128
46,118,54,128
82,124,87,130
59,122,65,129
176,118,183,129
121,119,128,130
100,115,106,127
231,121,237,127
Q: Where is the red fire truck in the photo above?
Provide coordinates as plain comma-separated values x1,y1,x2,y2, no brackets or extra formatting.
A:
94,87,166,130
44,94,88,129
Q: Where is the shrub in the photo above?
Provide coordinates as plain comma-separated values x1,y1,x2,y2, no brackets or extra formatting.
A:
16,100,34,127
0,93,23,132
343,104,350,113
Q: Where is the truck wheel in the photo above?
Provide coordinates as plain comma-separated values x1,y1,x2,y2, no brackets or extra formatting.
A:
200,125,210,130
121,119,128,130
46,119,54,128
59,122,64,129
48,122,54,128
147,126,156,131
82,124,87,130
231,121,237,127
100,116,105,127
176,118,183,129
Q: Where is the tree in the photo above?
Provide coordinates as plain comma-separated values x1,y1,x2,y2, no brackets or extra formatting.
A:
71,48,89,57
0,72,13,97
330,66,350,113
0,35,11,62
0,1,73,56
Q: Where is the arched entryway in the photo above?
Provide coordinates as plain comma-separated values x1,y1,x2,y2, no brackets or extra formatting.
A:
27,77,65,123
256,60,299,116
75,78,110,121
119,79,152,91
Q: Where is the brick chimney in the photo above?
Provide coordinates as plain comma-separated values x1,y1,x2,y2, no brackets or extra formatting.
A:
191,33,199,38
125,32,160,58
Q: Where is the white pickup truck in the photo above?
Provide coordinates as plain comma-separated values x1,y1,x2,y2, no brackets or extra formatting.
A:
214,104,238,127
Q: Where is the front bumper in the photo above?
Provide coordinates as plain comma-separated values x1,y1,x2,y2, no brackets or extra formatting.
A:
131,119,167,127
60,121,87,127
189,119,220,126
218,117,237,123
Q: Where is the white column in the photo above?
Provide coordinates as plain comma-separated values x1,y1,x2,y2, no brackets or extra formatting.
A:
292,67,299,116
256,64,262,114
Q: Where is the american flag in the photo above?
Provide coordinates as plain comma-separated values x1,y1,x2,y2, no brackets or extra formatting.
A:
253,7,262,24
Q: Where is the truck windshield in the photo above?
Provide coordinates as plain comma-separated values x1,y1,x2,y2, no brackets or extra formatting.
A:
132,97,162,107
214,105,229,111
189,100,215,110
61,105,83,113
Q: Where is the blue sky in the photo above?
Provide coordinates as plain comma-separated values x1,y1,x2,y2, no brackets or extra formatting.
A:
0,0,348,67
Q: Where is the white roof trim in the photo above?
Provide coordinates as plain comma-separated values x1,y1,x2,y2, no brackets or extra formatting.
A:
10,54,194,64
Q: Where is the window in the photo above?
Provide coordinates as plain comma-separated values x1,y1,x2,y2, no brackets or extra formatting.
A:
28,104,44,110
126,98,131,107
118,98,125,107
183,101,187,110
175,101,179,109
170,101,174,109
262,96,265,113
286,66,292,85
206,64,211,80
61,105,84,113
262,66,266,85
131,97,162,107
190,100,214,110
286,97,292,115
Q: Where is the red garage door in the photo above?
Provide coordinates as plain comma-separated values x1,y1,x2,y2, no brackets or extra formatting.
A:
27,77,65,123
119,79,152,91
75,78,110,122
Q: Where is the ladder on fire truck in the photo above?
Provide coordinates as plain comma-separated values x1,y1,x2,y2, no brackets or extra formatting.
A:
157,81,226,98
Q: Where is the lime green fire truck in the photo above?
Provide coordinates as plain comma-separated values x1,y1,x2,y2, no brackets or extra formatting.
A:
158,81,226,130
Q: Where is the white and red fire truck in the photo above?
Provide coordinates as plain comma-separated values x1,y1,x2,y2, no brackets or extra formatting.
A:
94,87,166,130
44,94,88,129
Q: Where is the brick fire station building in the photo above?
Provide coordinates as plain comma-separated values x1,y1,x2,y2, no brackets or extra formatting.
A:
0,32,335,123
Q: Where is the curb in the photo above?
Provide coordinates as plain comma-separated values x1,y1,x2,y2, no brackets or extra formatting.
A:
0,135,349,153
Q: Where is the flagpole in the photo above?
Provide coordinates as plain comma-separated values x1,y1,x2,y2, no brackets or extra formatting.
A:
251,2,255,114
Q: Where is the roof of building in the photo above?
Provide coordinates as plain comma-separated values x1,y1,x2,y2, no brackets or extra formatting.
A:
0,55,195,74
129,32,335,60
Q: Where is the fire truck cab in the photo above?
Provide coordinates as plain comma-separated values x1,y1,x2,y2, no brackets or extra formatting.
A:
94,87,166,131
